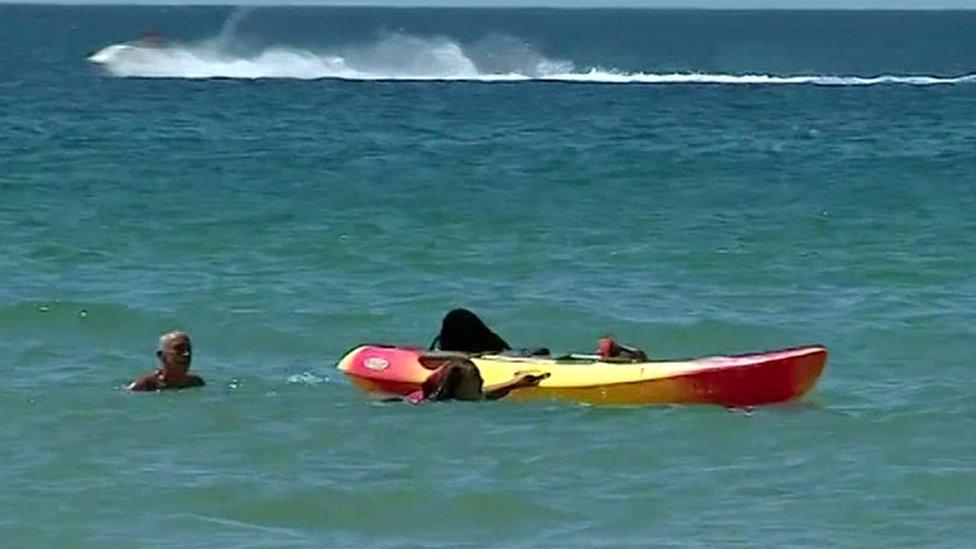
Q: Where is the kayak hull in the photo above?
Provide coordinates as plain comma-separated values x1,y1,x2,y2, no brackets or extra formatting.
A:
337,344,827,407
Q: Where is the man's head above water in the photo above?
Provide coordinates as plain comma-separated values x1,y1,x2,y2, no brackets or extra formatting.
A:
156,331,192,373
128,330,204,392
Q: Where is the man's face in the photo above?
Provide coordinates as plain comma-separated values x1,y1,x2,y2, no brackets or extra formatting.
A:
158,335,192,370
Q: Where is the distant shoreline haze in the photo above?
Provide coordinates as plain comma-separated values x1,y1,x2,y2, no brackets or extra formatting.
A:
4,1,976,9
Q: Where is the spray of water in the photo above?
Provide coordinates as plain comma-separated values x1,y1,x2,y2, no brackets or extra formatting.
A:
86,10,976,86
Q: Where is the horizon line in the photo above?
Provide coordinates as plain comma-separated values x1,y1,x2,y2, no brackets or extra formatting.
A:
4,2,976,10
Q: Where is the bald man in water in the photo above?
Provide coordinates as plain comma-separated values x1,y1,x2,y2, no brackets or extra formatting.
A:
128,331,205,391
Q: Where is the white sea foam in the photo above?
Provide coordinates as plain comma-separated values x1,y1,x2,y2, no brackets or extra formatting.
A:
87,34,976,86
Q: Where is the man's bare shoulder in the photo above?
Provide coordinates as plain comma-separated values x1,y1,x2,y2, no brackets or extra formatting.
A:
126,372,205,391
128,372,161,392
185,375,205,388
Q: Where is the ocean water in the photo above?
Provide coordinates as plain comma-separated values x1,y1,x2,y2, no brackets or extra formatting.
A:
2,5,975,546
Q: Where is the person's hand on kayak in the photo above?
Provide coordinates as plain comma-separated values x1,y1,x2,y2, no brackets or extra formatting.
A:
512,372,550,388
482,372,550,400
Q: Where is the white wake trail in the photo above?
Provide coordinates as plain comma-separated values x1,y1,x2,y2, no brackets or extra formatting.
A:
537,70,976,86
87,38,976,86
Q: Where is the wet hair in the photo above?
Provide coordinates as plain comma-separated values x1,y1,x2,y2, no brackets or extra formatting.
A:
158,331,190,349
423,361,484,401
432,309,511,354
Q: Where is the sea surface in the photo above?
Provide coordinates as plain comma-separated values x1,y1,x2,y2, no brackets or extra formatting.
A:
1,5,975,546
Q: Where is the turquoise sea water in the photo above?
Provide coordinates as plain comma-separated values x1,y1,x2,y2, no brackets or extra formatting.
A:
2,6,975,545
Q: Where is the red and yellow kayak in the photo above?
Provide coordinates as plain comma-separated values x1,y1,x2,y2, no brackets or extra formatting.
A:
337,344,827,407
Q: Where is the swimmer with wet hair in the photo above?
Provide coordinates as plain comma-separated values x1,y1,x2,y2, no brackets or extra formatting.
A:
128,331,205,391
403,357,548,403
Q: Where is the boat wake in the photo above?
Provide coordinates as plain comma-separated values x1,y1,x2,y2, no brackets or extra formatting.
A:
87,32,577,81
87,16,976,86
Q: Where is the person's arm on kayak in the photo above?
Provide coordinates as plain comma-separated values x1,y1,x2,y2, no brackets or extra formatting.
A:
483,372,550,400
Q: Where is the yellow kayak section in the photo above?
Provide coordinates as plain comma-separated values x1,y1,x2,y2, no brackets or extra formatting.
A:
338,344,828,406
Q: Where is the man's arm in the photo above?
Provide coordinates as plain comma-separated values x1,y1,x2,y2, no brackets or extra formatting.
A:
483,372,550,400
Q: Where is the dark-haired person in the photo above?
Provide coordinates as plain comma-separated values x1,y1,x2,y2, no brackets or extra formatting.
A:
404,358,548,404
430,308,512,354
128,331,205,391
